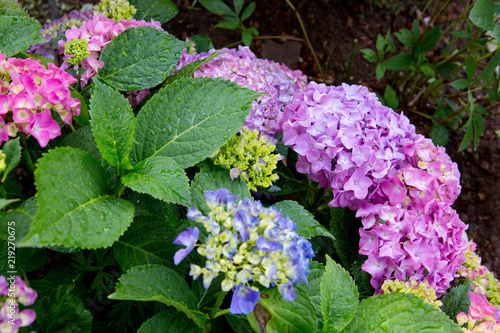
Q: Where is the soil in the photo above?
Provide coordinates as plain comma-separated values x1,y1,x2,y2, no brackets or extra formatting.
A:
22,0,500,277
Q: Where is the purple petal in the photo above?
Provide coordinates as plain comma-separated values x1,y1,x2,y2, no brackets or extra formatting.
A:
173,227,199,265
278,281,296,302
230,284,260,314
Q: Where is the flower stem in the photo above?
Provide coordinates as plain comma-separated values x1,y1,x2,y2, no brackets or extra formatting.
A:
209,292,227,318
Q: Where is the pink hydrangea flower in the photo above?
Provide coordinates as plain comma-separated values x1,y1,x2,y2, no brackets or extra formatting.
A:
457,291,500,332
0,52,80,146
0,276,37,332
176,46,307,138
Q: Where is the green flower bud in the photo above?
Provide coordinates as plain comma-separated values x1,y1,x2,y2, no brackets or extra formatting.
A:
64,38,90,65
94,0,137,21
215,127,283,191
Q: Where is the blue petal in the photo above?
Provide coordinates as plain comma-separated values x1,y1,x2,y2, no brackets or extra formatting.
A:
278,281,296,302
230,284,260,315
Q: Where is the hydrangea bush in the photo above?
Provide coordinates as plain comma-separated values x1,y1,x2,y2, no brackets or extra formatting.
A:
0,0,498,332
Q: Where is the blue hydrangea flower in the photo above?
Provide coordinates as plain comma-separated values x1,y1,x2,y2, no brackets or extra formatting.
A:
173,188,315,315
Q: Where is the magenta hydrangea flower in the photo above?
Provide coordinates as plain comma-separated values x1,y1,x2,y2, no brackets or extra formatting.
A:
457,291,500,332
281,81,466,296
58,14,164,86
0,52,81,146
176,46,307,138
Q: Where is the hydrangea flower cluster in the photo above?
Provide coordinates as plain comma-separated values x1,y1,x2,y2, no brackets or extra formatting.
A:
282,82,419,210
281,82,467,296
173,189,314,314
381,278,442,308
176,46,308,138
459,240,500,307
456,291,500,332
94,0,137,21
0,275,37,333
58,15,163,86
215,127,283,191
30,9,94,59
0,52,81,146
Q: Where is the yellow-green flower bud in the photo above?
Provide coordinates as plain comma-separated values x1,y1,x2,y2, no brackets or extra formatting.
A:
64,38,90,65
0,150,6,173
382,279,443,309
94,0,137,21
215,127,283,191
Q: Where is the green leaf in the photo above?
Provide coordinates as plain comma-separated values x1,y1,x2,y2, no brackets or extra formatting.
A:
33,285,92,333
492,25,500,43
200,0,234,16
114,216,189,276
99,26,189,91
360,49,377,62
0,199,18,210
240,2,256,21
69,87,89,127
383,85,399,110
0,0,28,16
225,314,254,333
1,137,21,183
0,197,37,240
472,108,486,150
247,286,317,333
215,20,239,30
138,308,202,333
0,241,47,275
458,125,473,152
420,25,441,52
189,34,214,53
0,15,45,57
299,261,324,324
451,30,471,38
450,79,470,90
233,0,245,15
124,190,180,219
429,122,449,147
412,19,420,42
191,160,250,214
329,207,360,269
241,29,253,46
394,29,414,47
321,255,359,332
474,52,500,84
164,51,224,85
130,0,178,24
465,56,477,79
383,53,413,70
109,264,206,327
441,281,472,323
376,34,385,58
90,78,135,173
18,147,134,249
469,0,495,30
375,62,386,80
121,156,191,207
420,62,436,78
132,77,261,167
342,293,462,332
272,200,334,240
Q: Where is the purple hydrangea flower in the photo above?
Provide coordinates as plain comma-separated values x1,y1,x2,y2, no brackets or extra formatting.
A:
174,188,314,314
